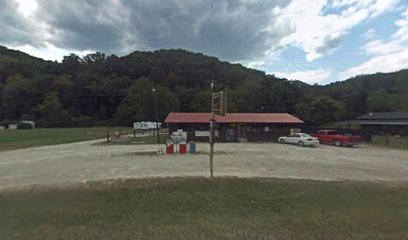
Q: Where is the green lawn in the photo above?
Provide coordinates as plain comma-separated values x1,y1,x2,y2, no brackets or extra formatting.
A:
0,127,132,151
371,135,408,149
0,178,406,240
120,133,168,144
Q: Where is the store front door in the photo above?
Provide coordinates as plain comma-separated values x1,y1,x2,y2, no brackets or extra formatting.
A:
238,123,246,138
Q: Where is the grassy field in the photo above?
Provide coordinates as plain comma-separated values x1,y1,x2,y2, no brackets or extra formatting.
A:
119,133,168,145
0,178,406,240
0,127,133,151
371,135,408,149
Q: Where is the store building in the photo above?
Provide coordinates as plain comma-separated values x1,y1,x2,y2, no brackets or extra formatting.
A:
347,111,408,136
164,112,304,142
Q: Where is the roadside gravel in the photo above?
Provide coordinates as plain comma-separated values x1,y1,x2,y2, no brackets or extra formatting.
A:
0,141,407,190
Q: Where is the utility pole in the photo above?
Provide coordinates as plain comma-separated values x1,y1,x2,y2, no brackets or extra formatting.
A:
152,88,160,144
209,80,215,179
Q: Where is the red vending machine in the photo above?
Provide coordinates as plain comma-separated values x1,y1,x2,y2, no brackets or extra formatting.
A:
166,139,174,154
179,144,187,153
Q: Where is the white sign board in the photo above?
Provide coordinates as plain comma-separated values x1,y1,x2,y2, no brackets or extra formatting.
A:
195,130,209,137
172,130,187,144
133,121,161,130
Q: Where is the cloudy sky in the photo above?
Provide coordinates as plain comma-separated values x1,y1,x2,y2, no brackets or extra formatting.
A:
1,0,407,84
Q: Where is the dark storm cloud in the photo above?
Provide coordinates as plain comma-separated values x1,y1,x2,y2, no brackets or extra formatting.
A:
32,0,292,61
125,0,291,60
0,0,37,46
34,0,129,54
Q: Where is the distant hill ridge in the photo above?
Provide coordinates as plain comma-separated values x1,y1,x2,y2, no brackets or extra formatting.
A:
0,45,407,127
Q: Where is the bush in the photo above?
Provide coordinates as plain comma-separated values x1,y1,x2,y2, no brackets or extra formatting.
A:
398,128,408,136
92,120,111,127
73,115,94,127
17,122,34,129
0,119,13,129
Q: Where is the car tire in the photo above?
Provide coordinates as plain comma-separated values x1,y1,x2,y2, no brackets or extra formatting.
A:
298,141,304,147
280,139,285,144
334,140,341,147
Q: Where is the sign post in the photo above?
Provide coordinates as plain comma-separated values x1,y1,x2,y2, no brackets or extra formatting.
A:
209,81,226,179
209,118,215,178
152,88,160,144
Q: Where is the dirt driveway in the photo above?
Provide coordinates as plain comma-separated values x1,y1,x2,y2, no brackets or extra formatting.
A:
0,141,407,190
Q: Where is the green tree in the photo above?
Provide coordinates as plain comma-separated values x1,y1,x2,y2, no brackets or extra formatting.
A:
1,75,33,120
154,85,180,120
0,82,4,118
263,81,298,113
295,95,346,125
190,90,212,112
173,85,196,111
230,80,263,112
115,77,179,125
61,54,83,76
2,45,408,126
149,66,166,84
366,90,396,112
83,52,106,65
36,92,73,127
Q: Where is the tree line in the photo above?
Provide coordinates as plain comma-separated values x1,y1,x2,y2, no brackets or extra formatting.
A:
0,46,407,127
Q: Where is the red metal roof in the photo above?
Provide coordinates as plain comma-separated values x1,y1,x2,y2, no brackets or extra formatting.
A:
164,112,304,123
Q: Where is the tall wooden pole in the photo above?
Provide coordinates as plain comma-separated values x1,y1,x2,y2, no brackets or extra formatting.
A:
153,88,160,144
209,81,215,178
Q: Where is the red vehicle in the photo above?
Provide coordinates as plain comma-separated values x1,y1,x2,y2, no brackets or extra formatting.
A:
311,130,363,147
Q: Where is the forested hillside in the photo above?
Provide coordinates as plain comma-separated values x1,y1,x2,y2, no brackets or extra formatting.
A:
0,46,407,127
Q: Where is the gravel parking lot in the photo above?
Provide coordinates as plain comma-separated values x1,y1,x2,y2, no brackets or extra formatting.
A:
0,141,407,190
